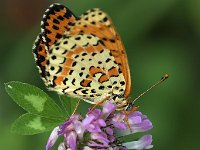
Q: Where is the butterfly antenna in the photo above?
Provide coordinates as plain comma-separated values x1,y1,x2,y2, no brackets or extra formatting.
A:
132,74,169,103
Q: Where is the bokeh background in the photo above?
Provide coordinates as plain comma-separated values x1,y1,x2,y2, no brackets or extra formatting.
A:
1,0,200,149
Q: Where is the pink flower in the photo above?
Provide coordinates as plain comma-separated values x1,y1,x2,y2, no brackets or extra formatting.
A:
46,102,153,150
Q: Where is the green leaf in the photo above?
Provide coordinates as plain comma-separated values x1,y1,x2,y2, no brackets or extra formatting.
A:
5,81,66,120
59,95,79,116
11,113,63,135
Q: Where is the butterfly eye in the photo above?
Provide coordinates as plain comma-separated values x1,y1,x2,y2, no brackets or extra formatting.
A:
126,103,134,111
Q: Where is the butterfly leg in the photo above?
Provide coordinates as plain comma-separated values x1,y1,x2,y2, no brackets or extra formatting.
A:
71,99,81,116
89,96,110,113
123,105,139,133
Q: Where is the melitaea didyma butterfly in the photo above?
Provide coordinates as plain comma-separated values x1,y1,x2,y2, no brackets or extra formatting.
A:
33,3,168,113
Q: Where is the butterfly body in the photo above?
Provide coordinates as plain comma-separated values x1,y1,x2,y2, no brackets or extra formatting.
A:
33,3,132,111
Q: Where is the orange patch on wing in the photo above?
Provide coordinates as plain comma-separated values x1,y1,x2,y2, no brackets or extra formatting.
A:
104,41,116,50
110,51,120,57
74,47,85,54
60,58,73,76
41,60,47,66
99,26,114,38
66,47,85,58
95,44,105,51
43,5,76,48
84,44,105,53
98,74,109,83
116,39,123,50
37,42,47,66
61,67,70,76
85,45,95,53
69,27,82,35
38,51,46,57
64,58,73,67
81,79,92,87
89,66,103,76
37,44,46,54
66,51,74,57
54,76,64,85
108,67,119,77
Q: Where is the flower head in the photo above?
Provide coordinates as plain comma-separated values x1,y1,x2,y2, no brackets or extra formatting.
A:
46,102,153,150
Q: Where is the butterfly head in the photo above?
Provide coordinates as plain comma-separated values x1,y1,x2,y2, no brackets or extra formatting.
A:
125,101,134,111
122,100,139,133
124,99,139,114
114,95,138,114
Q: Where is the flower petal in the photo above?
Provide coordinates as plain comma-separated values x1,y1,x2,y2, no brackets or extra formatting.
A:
113,121,127,129
74,120,85,139
97,119,106,127
131,119,153,133
46,126,60,150
122,135,153,150
102,102,116,119
105,127,113,135
46,102,153,150
66,131,77,150
129,116,142,124
112,112,125,122
58,142,66,150
90,132,110,147
88,123,102,132
83,146,93,150
117,110,153,136
82,114,95,127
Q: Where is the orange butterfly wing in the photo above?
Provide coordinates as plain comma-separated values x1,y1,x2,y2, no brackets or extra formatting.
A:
33,5,131,105
41,3,76,49
33,3,76,83
66,8,131,98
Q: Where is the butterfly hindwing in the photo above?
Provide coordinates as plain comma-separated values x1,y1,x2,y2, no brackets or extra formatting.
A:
45,33,126,104
65,8,131,98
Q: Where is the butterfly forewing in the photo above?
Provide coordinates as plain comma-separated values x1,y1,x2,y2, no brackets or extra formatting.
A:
33,4,131,105
41,3,76,49
46,33,126,104
65,8,131,98
33,3,76,84
33,34,48,83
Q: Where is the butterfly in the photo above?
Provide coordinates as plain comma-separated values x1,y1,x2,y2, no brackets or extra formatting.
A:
33,3,135,112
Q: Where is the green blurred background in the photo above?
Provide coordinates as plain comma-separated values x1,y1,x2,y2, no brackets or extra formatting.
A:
1,0,200,149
